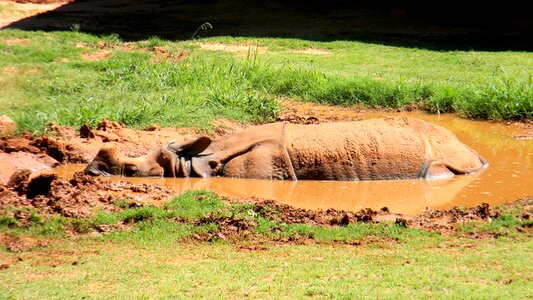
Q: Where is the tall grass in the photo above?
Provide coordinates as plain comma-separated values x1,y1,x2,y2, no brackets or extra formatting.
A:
7,53,281,133
1,30,532,134
455,75,533,120
250,66,432,107
249,63,532,120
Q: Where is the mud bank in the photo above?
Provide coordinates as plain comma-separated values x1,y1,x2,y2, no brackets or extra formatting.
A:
1,170,172,218
189,196,533,244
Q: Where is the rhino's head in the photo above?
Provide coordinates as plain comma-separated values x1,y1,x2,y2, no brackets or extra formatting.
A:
84,137,212,177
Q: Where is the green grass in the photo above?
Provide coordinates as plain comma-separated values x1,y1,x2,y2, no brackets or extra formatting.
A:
1,236,532,298
1,29,532,134
0,30,280,133
1,191,532,298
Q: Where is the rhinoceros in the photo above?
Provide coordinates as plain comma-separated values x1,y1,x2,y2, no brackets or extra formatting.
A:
84,117,487,181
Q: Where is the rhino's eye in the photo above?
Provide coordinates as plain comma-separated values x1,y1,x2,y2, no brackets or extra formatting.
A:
124,165,138,176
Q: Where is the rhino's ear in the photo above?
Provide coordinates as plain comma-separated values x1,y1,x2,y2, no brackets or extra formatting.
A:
168,137,211,156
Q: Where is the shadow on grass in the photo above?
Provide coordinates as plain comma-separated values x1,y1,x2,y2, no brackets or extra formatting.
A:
4,0,532,51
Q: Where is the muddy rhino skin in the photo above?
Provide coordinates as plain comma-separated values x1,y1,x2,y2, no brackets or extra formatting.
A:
84,117,488,181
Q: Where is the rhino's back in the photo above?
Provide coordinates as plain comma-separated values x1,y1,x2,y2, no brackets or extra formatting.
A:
286,117,428,180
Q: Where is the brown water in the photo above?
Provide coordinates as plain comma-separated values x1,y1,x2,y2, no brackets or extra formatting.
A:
54,112,533,215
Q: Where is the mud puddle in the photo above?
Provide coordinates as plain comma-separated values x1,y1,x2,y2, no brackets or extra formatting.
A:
52,112,533,215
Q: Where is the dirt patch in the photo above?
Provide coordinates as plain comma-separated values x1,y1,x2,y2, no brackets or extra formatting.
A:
75,41,189,63
0,1,67,28
280,99,367,123
248,199,380,226
276,114,321,125
198,42,267,55
0,233,51,254
0,115,17,135
279,99,427,124
52,57,69,63
77,41,183,62
210,118,246,135
289,48,331,55
77,41,140,52
184,198,383,245
6,0,71,3
149,46,189,63
79,49,112,61
1,38,32,45
1,66,40,76
1,170,172,219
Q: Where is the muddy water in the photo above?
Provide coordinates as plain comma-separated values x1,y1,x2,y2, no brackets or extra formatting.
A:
54,113,533,215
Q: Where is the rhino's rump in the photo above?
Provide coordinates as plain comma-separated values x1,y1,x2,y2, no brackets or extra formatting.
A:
286,118,427,180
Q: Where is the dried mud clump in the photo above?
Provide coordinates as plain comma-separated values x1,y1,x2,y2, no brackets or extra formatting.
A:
183,197,533,244
31,135,76,163
404,202,524,236
26,173,57,199
0,115,17,135
0,233,50,253
79,124,95,138
97,118,125,131
276,114,320,124
249,199,379,226
0,131,39,154
6,169,32,194
188,213,258,243
1,171,173,219
185,198,388,244
0,130,84,163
